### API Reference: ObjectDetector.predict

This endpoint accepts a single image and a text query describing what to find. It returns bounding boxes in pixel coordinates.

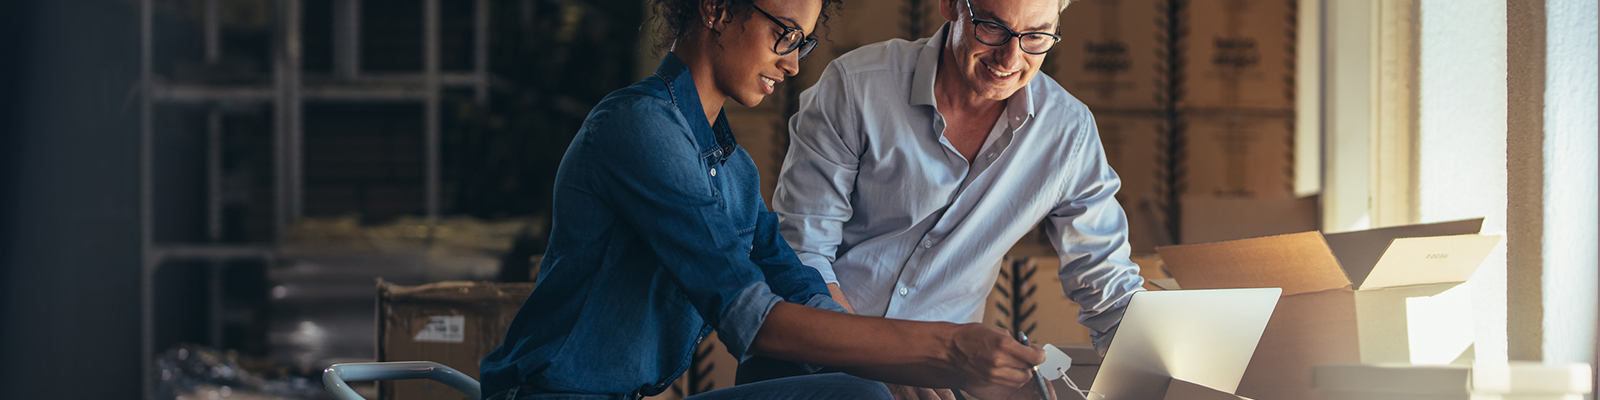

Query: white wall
[1417,0,1509,363]
[1539,0,1597,366]
[1322,0,1374,233]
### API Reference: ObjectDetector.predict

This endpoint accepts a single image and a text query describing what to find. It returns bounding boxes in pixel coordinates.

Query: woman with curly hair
[479,1,1047,399]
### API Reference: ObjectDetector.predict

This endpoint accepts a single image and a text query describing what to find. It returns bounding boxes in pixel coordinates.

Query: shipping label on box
[378,280,535,400]
[1050,0,1164,111]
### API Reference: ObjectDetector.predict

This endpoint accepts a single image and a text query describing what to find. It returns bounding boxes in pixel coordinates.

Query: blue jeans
[489,373,890,400]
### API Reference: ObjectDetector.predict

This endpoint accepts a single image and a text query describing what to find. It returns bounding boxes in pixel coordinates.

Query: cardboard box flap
[1157,232,1351,296]
[1324,218,1484,288]
[1356,234,1503,290]
[1165,378,1253,400]
[379,279,535,303]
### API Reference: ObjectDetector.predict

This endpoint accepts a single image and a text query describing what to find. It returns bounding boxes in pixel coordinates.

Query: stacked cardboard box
[983,255,1175,348]
[1156,218,1502,400]
[377,280,535,400]
[1048,0,1305,252]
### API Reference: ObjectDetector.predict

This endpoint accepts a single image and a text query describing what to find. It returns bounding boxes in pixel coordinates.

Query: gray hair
[1059,0,1072,12]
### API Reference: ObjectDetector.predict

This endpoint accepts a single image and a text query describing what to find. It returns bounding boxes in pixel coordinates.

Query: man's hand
[826,282,856,314]
[886,383,957,400]
[945,324,1046,390]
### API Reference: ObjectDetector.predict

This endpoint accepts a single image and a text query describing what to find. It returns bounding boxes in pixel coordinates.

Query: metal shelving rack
[138,0,492,398]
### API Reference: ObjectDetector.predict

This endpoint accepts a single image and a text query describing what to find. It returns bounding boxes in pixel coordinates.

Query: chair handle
[323,361,483,400]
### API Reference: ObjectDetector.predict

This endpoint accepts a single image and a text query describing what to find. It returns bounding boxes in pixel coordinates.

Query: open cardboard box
[1163,378,1257,400]
[1154,218,1500,400]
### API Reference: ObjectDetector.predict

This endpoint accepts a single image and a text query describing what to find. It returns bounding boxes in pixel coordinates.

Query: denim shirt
[479,53,842,399]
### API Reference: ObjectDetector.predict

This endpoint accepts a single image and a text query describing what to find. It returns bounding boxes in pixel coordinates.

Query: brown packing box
[1156,218,1500,400]
[1183,114,1296,199]
[1095,114,1165,253]
[378,280,535,400]
[1051,0,1164,111]
[984,256,1170,347]
[985,257,1092,345]
[1180,0,1296,110]
[1166,378,1257,400]
[1179,195,1318,245]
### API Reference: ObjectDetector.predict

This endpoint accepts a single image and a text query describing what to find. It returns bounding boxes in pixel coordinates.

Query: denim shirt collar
[654,52,737,165]
[911,23,1036,132]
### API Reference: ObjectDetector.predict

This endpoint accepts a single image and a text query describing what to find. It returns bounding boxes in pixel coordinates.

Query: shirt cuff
[795,253,838,283]
[717,281,786,363]
[802,293,847,313]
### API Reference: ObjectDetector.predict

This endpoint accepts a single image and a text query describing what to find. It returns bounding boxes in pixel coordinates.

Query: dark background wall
[0,0,145,398]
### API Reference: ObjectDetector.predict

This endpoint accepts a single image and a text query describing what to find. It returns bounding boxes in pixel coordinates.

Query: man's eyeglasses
[964,0,1061,54]
[752,5,819,59]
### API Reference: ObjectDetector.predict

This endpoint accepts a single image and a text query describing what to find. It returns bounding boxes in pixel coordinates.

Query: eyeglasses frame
[750,4,819,60]
[963,0,1061,55]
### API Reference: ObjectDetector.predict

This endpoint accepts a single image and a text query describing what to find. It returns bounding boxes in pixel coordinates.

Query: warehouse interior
[0,0,1595,399]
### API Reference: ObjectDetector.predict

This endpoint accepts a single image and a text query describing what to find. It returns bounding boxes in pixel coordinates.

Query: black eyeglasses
[964,0,1061,54]
[751,5,819,59]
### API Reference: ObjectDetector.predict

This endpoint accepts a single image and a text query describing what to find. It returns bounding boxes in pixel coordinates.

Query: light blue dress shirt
[772,24,1144,351]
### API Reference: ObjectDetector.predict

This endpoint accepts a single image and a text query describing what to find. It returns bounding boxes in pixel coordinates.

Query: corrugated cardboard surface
[1051,0,1164,111]
[1157,220,1503,399]
[983,256,1166,347]
[1323,218,1484,287]
[1181,0,1296,110]
[1178,195,1318,245]
[1239,289,1359,400]
[1158,231,1350,296]
[1166,378,1255,400]
[1354,282,1475,365]
[1158,234,1357,400]
[985,257,1095,345]
[1183,114,1296,198]
[1096,114,1166,253]
[377,280,534,400]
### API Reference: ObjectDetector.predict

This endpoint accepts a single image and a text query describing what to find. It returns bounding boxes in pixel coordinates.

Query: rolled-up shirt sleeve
[584,99,787,361]
[1044,113,1145,354]
[772,61,864,284]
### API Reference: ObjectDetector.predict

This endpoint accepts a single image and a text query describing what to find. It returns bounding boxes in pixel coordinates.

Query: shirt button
[709,168,717,177]
[921,238,934,248]
[899,287,909,296]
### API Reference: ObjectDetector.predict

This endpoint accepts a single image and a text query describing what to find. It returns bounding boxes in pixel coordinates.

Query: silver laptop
[1087,288,1281,400]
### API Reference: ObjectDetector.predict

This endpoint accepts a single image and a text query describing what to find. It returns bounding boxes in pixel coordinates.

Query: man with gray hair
[747,0,1145,398]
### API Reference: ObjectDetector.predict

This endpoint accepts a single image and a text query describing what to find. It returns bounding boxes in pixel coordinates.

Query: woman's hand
[944,324,1046,390]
